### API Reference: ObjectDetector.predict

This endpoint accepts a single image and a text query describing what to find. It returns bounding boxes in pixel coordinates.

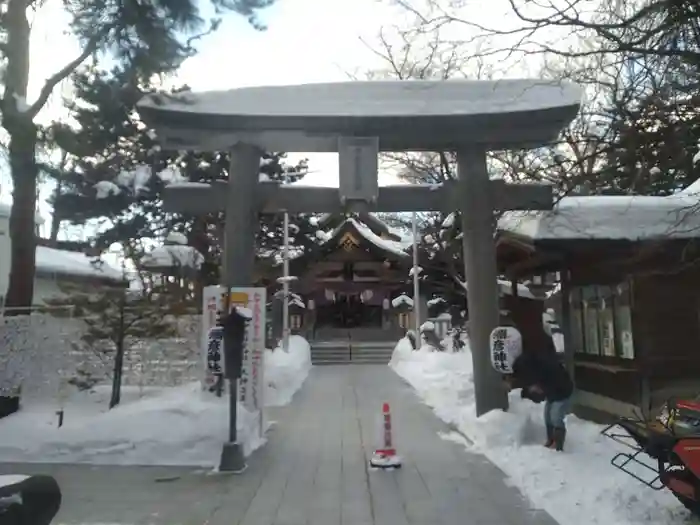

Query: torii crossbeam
[138,79,582,472]
[160,179,553,214]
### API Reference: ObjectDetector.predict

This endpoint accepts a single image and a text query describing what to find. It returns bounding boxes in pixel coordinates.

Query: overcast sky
[0,0,415,240]
[7,0,541,244]
[174,0,407,187]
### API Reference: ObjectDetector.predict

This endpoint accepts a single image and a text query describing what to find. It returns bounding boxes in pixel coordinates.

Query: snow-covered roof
[140,245,204,271]
[284,216,410,267]
[498,181,700,242]
[35,247,124,283]
[392,294,414,308]
[317,212,402,241]
[346,218,411,257]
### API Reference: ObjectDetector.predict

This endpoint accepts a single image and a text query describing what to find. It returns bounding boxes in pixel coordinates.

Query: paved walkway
[1,365,559,525]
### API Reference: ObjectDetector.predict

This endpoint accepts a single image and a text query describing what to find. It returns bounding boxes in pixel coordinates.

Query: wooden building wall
[632,270,700,405]
[563,252,700,417]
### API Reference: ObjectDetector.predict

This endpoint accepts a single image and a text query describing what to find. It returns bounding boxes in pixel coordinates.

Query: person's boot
[544,425,555,448]
[553,427,566,452]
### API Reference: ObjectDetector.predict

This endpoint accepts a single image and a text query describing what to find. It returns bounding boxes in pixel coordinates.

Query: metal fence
[0,306,203,401]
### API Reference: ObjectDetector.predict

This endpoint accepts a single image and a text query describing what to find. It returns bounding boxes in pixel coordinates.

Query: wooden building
[263,213,550,362]
[265,214,418,345]
[497,185,700,421]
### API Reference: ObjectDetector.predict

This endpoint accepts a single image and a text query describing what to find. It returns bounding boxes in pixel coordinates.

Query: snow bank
[265,335,312,407]
[0,336,313,467]
[389,338,689,525]
[0,383,264,467]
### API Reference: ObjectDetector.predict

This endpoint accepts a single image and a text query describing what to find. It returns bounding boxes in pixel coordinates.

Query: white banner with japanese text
[489,326,522,374]
[201,285,267,434]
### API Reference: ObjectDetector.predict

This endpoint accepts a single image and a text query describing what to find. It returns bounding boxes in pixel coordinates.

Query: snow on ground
[0,337,312,468]
[389,337,690,525]
[264,335,312,407]
[0,383,263,467]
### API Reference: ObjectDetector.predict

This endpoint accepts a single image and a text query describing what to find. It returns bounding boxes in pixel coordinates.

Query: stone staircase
[310,339,396,365]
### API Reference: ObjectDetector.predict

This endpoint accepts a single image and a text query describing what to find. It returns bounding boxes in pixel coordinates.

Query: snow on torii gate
[137,79,581,465]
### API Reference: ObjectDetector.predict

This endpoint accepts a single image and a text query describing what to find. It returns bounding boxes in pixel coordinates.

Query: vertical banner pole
[412,212,421,335]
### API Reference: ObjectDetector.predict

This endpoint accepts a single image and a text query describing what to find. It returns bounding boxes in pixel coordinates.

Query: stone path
[0,365,559,525]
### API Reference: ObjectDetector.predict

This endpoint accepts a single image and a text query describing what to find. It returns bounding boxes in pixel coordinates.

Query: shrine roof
[316,212,404,242]
[284,217,410,273]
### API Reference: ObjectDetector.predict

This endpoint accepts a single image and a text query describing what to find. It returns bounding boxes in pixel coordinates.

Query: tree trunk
[5,131,39,311]
[109,341,125,409]
[49,185,63,243]
[110,295,127,408]
[3,0,36,312]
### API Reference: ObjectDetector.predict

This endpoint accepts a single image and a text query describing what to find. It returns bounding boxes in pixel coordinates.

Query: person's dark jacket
[511,346,573,402]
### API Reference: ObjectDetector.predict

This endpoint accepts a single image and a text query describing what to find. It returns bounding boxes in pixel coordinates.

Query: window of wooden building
[568,283,635,359]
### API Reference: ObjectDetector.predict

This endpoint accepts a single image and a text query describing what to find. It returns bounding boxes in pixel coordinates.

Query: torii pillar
[138,80,582,471]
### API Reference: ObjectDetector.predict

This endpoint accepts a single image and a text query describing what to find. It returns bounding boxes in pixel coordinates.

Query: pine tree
[1,0,275,310]
[45,64,321,284]
[46,284,179,408]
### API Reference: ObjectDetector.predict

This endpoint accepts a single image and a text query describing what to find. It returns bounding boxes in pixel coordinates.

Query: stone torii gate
[137,79,581,469]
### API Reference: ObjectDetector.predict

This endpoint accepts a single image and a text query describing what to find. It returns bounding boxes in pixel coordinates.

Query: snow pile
[0,383,264,467]
[157,166,188,185]
[419,320,435,332]
[389,338,688,525]
[140,245,204,270]
[137,80,582,119]
[116,165,152,196]
[409,265,423,277]
[0,336,313,467]
[265,335,312,407]
[94,180,121,199]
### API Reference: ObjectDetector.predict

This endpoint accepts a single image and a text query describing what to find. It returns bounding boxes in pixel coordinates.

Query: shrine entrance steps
[310,328,400,365]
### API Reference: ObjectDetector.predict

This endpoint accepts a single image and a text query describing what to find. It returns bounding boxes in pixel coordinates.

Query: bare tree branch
[26,26,112,119]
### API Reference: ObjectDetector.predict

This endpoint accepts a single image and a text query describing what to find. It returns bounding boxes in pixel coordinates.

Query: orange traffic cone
[369,402,402,469]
